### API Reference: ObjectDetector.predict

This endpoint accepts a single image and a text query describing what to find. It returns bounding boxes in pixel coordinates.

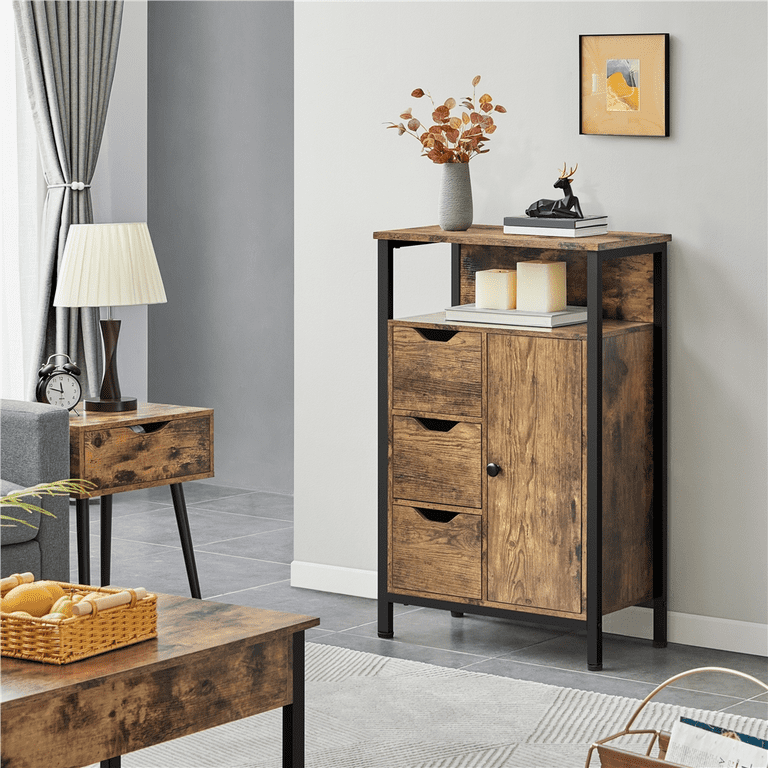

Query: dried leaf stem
[386,75,506,164]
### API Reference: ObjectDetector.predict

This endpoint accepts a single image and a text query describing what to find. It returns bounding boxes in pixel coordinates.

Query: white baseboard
[603,606,768,657]
[291,563,767,657]
[291,561,377,599]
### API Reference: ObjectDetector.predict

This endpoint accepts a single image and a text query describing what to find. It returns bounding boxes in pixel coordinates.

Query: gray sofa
[1,399,70,581]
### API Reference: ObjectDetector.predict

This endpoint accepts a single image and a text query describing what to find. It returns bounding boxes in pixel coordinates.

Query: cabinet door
[486,335,583,613]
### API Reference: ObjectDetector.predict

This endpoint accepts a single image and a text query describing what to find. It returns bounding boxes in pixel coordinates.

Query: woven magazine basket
[0,578,157,665]
[585,667,768,768]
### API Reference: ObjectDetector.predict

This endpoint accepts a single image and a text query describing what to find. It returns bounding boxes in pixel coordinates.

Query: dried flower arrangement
[387,75,506,164]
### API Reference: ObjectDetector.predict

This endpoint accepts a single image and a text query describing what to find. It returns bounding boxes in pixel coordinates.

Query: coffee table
[1,594,319,768]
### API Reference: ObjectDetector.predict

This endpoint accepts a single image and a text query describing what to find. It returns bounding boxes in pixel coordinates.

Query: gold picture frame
[580,34,669,137]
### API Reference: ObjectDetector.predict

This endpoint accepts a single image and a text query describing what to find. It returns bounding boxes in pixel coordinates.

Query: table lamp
[53,222,167,412]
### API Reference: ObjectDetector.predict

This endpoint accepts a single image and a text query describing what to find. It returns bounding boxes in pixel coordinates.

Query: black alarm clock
[36,354,82,410]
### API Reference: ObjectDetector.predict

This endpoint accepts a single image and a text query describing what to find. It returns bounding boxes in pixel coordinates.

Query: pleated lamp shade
[54,223,166,308]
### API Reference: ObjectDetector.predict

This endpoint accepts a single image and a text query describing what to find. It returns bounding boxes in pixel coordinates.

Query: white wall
[293,1,768,655]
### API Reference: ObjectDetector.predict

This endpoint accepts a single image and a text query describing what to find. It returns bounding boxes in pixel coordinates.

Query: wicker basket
[0,578,157,665]
[585,667,768,768]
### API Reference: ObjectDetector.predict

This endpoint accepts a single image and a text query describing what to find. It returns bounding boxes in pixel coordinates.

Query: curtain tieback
[47,181,91,191]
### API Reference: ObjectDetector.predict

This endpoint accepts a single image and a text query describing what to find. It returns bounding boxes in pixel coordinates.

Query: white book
[666,720,768,768]
[503,224,608,237]
[444,304,587,328]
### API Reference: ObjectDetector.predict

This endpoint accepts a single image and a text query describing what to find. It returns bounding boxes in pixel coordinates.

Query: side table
[69,403,214,597]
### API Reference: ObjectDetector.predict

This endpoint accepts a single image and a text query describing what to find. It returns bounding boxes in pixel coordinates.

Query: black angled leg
[169,483,202,598]
[76,498,91,585]
[283,631,306,767]
[100,757,120,767]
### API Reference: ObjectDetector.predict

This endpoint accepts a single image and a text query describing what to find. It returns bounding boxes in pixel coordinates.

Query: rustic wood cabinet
[375,226,670,669]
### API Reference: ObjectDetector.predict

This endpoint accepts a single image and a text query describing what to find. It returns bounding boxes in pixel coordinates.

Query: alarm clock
[36,354,82,410]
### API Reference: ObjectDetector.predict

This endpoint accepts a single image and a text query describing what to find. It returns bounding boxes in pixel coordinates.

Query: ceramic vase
[438,162,473,231]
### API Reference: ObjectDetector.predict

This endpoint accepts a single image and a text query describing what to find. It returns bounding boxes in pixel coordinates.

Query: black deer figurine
[526,163,584,219]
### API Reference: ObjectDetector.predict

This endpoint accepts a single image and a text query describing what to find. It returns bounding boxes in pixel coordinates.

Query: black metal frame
[282,630,307,768]
[76,483,202,598]
[578,33,670,138]
[377,236,668,670]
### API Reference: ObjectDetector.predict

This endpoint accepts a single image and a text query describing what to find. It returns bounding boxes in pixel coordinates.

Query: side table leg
[76,499,91,585]
[283,631,306,768]
[101,758,121,767]
[100,495,113,586]
[169,483,202,598]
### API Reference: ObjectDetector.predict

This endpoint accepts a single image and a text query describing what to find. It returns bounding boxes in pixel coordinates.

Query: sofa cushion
[1,479,41,545]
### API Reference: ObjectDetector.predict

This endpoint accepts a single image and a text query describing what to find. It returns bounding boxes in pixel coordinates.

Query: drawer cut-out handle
[415,508,459,524]
[129,421,170,434]
[414,417,458,432]
[415,328,459,343]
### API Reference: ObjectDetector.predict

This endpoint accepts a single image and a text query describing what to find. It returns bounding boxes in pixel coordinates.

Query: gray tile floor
[70,481,768,721]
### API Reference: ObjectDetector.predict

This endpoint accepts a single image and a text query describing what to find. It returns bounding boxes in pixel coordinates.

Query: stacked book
[503,214,608,237]
[444,304,587,328]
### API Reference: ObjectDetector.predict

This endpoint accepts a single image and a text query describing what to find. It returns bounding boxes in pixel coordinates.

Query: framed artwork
[579,34,669,137]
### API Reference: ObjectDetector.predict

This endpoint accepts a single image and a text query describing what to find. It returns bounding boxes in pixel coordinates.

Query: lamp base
[84,397,138,413]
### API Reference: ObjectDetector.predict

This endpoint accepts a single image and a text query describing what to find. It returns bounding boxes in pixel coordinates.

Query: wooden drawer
[391,416,481,508]
[390,504,481,599]
[72,414,213,495]
[391,326,482,417]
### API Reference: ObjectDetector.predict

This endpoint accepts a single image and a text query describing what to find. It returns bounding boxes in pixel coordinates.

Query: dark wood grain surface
[1,595,319,768]
[69,402,215,497]
[374,225,671,252]
[486,335,583,614]
[390,504,482,599]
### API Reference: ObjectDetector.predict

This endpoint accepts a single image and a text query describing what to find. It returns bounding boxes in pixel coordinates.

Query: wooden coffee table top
[2,593,319,700]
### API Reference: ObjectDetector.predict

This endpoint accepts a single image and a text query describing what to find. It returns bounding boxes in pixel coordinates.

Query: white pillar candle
[516,261,567,313]
[475,269,517,310]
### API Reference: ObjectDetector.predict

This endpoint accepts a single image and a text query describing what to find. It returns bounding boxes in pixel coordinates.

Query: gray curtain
[13,0,124,400]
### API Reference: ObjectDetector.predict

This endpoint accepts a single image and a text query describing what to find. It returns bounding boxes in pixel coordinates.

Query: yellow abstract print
[606,59,639,111]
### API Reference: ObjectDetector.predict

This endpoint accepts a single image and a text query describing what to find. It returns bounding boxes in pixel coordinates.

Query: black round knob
[486,463,501,477]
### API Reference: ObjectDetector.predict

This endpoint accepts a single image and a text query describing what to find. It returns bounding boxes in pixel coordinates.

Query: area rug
[103,643,766,768]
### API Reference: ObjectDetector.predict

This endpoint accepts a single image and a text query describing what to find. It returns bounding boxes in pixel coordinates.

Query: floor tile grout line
[197,528,294,546]
[207,579,292,600]
[193,548,292,566]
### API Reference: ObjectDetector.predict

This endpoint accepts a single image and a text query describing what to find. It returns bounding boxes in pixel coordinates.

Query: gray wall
[147,1,294,494]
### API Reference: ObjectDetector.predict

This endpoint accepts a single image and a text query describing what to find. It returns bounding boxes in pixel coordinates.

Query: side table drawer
[72,415,213,494]
[391,325,482,418]
[390,504,481,599]
[391,416,482,508]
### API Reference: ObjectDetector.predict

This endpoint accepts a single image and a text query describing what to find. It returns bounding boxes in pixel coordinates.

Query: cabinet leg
[378,600,394,638]
[170,483,202,599]
[653,597,668,648]
[76,499,90,585]
[587,617,603,671]
[451,611,464,618]
[100,495,113,586]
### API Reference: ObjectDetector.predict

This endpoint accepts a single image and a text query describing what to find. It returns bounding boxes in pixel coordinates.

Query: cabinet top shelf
[373,225,671,252]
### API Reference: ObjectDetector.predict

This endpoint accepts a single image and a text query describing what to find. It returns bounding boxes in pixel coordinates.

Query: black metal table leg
[586,254,604,671]
[100,495,113,586]
[100,758,121,767]
[169,483,202,598]
[377,239,394,639]
[653,245,669,648]
[378,600,394,639]
[76,498,91,584]
[282,631,306,768]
